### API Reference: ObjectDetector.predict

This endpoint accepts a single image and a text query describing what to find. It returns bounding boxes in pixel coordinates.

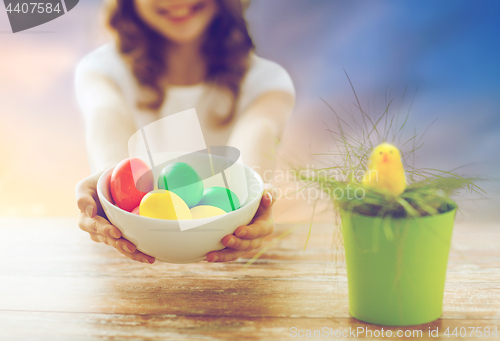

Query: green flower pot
[340,208,456,326]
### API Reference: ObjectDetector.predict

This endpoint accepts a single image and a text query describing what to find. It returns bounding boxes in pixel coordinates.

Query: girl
[75,0,295,264]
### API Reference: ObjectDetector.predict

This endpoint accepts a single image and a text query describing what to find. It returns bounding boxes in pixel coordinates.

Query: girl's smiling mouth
[157,1,207,23]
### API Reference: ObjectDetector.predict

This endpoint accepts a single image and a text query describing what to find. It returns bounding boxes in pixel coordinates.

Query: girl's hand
[205,184,278,262]
[75,172,155,264]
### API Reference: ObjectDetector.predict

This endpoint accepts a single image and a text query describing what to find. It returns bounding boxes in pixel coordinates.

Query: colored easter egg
[110,158,153,212]
[131,206,140,215]
[198,186,241,213]
[158,162,203,208]
[190,205,226,219]
[139,190,192,220]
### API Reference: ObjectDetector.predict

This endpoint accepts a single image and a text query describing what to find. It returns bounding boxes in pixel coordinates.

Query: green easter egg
[158,162,203,208]
[198,186,241,213]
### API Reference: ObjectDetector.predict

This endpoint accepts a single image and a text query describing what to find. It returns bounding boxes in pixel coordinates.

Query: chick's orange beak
[383,154,388,163]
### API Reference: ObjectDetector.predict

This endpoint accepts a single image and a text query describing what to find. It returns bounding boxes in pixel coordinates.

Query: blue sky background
[247,0,500,149]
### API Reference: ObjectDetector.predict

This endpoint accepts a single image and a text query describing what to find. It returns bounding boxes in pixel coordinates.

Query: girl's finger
[206,248,248,262]
[89,232,101,243]
[76,194,96,219]
[261,184,278,207]
[87,232,154,264]
[253,191,276,222]
[234,213,274,240]
[93,215,122,239]
[75,176,99,218]
[261,190,273,207]
[221,235,265,251]
[130,251,156,264]
[111,237,137,254]
[79,214,122,239]
[260,184,276,207]
[88,232,134,253]
[116,241,154,263]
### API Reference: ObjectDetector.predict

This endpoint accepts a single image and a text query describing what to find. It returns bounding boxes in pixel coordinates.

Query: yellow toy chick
[362,142,407,196]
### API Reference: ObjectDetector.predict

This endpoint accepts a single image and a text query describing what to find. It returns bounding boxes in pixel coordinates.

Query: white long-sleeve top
[75,43,295,172]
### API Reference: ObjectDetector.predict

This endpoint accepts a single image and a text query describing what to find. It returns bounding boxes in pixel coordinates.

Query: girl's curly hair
[106,0,254,125]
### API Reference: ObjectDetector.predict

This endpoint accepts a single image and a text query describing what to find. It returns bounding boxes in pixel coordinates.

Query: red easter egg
[131,206,140,215]
[110,158,153,212]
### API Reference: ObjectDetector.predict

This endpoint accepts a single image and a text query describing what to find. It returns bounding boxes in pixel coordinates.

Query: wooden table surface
[0,217,499,340]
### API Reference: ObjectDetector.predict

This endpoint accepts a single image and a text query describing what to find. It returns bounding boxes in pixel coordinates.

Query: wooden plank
[0,312,498,340]
[0,271,498,319]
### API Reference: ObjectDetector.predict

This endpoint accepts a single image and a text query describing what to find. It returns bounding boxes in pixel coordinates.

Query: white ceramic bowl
[96,154,264,263]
